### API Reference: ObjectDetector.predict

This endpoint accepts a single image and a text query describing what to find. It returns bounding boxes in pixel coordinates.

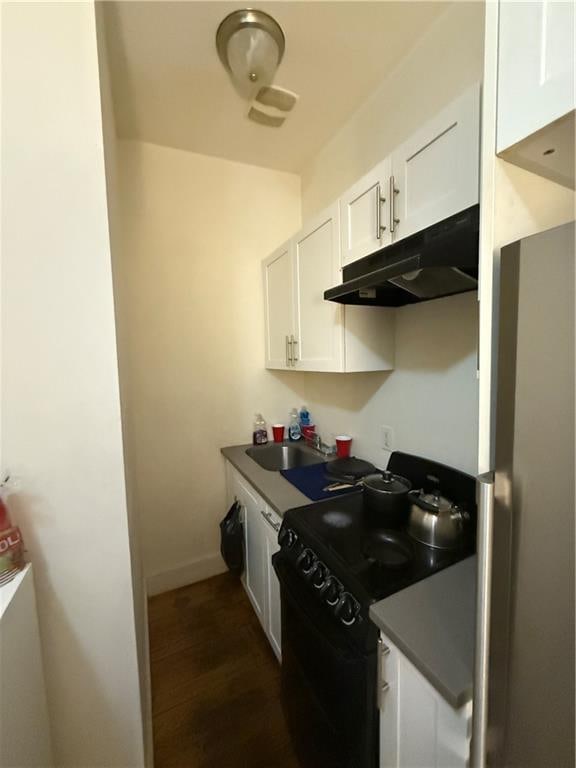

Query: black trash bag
[220,500,244,575]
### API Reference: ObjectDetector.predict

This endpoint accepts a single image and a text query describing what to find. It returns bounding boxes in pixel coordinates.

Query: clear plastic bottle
[288,408,302,441]
[253,413,268,445]
[299,405,311,427]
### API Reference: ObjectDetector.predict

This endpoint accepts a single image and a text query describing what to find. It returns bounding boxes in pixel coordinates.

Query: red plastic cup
[302,425,316,440]
[335,435,352,458]
[272,424,285,443]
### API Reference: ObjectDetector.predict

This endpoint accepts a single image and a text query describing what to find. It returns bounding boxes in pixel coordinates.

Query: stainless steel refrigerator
[473,221,575,767]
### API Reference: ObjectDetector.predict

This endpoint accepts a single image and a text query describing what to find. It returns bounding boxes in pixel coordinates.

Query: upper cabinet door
[339,157,392,267]
[263,242,294,369]
[391,84,480,242]
[293,203,344,372]
[498,0,575,153]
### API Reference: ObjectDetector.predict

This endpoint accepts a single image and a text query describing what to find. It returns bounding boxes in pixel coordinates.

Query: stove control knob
[335,593,361,626]
[278,527,297,549]
[320,576,342,606]
[296,548,315,575]
[311,562,328,589]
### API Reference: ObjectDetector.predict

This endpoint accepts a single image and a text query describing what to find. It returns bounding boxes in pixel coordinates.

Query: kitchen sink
[245,443,325,472]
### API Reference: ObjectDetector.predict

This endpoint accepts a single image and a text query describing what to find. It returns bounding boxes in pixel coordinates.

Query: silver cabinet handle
[377,637,391,710]
[379,681,390,709]
[291,335,298,364]
[260,508,281,532]
[376,183,387,240]
[285,334,291,367]
[389,176,400,233]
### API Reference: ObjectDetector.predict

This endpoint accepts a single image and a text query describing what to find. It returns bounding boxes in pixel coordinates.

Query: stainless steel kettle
[407,488,469,549]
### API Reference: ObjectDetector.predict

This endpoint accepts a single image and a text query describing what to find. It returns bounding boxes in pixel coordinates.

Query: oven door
[273,554,378,768]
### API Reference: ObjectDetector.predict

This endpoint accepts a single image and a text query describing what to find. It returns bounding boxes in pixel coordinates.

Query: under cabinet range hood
[325,205,480,307]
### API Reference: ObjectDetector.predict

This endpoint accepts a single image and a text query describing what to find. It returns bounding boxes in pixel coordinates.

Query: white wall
[95,6,153,766]
[274,293,479,474]
[1,3,145,766]
[289,1,486,475]
[116,140,302,593]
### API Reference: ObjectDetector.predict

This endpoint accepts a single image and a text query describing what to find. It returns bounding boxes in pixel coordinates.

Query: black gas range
[272,451,476,768]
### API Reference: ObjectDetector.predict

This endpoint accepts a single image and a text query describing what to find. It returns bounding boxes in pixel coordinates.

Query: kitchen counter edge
[369,556,476,709]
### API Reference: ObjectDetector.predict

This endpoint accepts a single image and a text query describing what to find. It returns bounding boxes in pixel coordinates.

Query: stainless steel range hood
[325,206,480,307]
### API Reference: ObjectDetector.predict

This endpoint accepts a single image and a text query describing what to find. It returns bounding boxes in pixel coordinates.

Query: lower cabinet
[242,479,267,623]
[263,515,281,658]
[379,632,471,768]
[226,462,282,660]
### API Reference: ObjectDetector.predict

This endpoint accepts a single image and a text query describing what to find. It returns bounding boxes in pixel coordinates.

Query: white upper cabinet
[263,242,294,370]
[293,203,344,372]
[340,157,392,267]
[497,0,575,153]
[391,84,480,242]
[262,203,395,374]
[497,0,575,188]
[262,85,480,374]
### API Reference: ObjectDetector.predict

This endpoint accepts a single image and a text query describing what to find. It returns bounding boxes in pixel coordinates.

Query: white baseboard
[146,553,227,596]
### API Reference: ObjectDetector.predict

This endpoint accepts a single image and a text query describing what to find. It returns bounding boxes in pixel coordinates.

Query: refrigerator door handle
[471,472,495,768]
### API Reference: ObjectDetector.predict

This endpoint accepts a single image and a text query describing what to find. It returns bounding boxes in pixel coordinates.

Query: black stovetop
[283,491,474,604]
[281,451,477,606]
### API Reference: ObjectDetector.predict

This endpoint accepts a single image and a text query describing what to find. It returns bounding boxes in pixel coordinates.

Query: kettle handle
[408,488,441,514]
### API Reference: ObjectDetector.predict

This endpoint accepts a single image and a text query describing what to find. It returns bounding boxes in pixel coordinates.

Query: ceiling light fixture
[216,8,298,128]
[216,9,285,97]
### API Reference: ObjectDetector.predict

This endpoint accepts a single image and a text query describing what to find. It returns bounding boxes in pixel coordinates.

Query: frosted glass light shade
[226,26,280,97]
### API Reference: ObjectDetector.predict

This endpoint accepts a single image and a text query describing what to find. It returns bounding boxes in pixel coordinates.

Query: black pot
[363,471,412,528]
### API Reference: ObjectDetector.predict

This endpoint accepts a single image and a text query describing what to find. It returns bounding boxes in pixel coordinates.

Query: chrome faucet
[310,433,336,456]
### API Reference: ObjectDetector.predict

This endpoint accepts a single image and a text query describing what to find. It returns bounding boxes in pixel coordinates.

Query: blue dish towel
[280,463,359,502]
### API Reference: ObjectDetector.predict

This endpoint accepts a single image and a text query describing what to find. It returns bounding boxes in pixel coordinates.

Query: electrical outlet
[381,425,395,451]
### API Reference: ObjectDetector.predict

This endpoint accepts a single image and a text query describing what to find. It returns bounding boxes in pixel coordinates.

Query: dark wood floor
[149,572,301,768]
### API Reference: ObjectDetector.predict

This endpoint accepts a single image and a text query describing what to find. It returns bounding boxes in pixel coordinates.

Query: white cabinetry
[498,0,575,151]
[263,84,480,374]
[0,565,53,768]
[293,203,344,371]
[240,477,267,623]
[497,0,575,188]
[263,512,282,659]
[340,158,392,266]
[338,84,480,257]
[379,633,471,768]
[263,203,395,373]
[263,242,294,370]
[227,463,282,660]
[391,84,480,241]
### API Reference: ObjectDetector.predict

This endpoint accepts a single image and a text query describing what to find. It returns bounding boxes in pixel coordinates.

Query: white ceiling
[103,1,450,173]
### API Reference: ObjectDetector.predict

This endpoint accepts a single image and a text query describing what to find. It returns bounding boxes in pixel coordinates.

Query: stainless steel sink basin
[245,443,325,472]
